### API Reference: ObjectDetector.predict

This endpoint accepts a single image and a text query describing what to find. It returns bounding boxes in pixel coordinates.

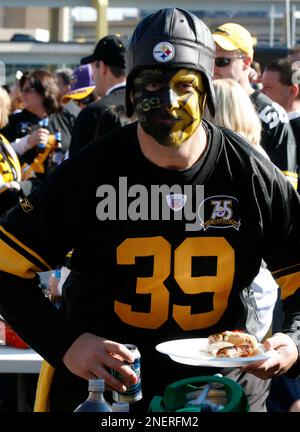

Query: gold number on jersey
[115,236,234,330]
[115,237,170,329]
[173,237,234,329]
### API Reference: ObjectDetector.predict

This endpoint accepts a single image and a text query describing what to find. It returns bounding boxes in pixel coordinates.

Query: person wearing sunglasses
[212,23,298,190]
[215,54,244,71]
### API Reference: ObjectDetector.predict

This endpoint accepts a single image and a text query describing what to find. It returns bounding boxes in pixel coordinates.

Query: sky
[71,7,138,22]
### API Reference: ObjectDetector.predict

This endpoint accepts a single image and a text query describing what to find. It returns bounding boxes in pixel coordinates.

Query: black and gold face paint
[132,68,207,147]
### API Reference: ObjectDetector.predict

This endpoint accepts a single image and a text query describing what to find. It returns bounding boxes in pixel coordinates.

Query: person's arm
[257,99,298,189]
[244,168,300,378]
[269,172,300,371]
[250,91,298,189]
[0,272,83,367]
[265,120,298,189]
[0,157,86,365]
[62,334,137,391]
[10,129,50,163]
[0,145,137,389]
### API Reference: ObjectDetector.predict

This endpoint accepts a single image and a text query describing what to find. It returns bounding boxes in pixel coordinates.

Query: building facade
[0,1,300,84]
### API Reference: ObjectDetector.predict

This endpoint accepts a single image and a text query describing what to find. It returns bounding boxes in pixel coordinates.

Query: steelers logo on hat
[153,42,175,63]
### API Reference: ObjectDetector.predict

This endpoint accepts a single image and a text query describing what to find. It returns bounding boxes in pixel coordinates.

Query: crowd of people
[0,7,299,413]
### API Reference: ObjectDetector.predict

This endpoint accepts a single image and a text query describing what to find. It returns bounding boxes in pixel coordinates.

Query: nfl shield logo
[166,194,187,212]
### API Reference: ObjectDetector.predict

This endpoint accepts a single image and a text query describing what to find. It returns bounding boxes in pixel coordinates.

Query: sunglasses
[215,56,243,67]
[21,87,36,94]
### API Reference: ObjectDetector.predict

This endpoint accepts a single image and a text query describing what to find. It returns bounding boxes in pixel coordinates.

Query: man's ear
[291,83,299,98]
[243,55,253,69]
[100,61,107,76]
[130,88,136,104]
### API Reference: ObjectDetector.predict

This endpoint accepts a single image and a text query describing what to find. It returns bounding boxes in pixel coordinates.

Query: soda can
[112,343,142,403]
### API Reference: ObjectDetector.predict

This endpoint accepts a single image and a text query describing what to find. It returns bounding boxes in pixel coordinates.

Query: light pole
[92,0,108,40]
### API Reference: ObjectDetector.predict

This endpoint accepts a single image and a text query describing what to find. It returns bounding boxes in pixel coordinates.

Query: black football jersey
[250,91,298,188]
[0,120,300,407]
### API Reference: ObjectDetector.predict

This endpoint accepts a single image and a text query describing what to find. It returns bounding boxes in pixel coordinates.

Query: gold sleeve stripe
[281,170,298,178]
[0,184,9,193]
[0,226,51,272]
[272,262,300,278]
[275,270,300,300]
[281,171,298,190]
[0,239,44,278]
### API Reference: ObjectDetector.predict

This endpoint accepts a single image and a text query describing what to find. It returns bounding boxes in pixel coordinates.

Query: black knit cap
[125,8,216,117]
[81,34,126,68]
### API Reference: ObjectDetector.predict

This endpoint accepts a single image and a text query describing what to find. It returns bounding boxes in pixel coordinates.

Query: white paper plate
[155,338,274,367]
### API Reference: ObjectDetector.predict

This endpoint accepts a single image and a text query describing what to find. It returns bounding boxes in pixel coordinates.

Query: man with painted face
[131,68,207,147]
[0,8,299,413]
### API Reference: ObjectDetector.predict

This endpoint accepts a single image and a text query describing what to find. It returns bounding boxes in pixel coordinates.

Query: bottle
[54,267,61,280]
[18,121,31,137]
[21,162,35,180]
[74,378,112,412]
[51,131,64,167]
[47,267,62,308]
[37,117,49,151]
[112,402,130,412]
[112,343,142,403]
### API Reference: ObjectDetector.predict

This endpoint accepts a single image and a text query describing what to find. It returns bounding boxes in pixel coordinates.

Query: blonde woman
[205,78,269,157]
[205,77,277,343]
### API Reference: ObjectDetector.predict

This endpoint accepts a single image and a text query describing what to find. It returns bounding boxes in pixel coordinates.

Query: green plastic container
[149,375,250,412]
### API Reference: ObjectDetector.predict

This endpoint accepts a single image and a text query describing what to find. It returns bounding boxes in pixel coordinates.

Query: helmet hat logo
[153,42,175,63]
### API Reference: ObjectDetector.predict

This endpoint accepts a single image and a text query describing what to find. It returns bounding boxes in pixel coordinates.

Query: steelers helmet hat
[125,8,216,117]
